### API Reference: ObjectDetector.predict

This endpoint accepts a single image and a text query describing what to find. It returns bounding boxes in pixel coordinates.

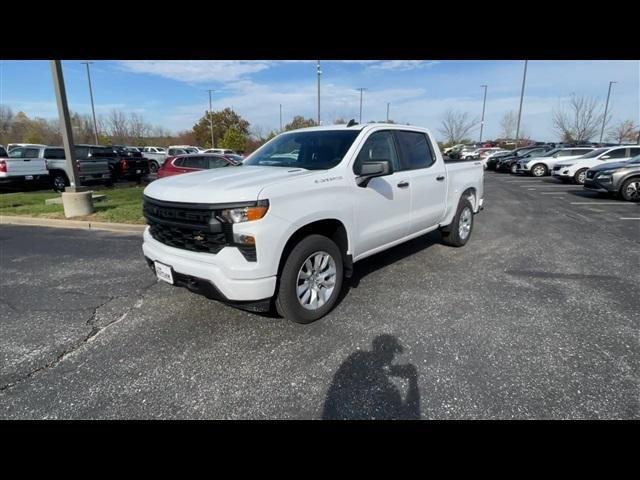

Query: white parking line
[519,184,582,188]
[619,217,640,220]
[541,192,567,194]
[570,202,637,205]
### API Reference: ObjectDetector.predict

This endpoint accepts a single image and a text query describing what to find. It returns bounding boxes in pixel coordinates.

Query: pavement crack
[0,279,158,392]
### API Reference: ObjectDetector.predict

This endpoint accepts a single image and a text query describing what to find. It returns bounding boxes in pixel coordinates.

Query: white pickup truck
[142,123,484,323]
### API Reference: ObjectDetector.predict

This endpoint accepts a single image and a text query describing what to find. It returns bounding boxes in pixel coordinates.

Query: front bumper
[142,228,277,302]
[583,178,615,193]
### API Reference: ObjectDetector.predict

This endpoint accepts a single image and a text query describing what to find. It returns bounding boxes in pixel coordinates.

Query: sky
[1,60,638,142]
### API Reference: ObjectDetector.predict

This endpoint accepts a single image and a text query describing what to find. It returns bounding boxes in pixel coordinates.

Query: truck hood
[143,165,317,204]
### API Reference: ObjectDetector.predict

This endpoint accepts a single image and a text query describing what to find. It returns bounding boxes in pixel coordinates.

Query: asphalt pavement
[0,172,638,419]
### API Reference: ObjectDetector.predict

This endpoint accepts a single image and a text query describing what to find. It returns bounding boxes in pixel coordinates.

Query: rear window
[90,147,116,157]
[208,156,230,168]
[44,148,65,159]
[0,147,7,157]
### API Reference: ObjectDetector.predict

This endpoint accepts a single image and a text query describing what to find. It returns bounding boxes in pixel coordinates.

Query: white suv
[516,147,595,176]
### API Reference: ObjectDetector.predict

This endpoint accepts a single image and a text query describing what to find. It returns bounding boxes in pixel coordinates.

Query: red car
[157,153,238,179]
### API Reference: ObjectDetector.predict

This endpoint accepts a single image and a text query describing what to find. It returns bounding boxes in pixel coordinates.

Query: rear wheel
[574,168,588,185]
[275,235,344,324]
[441,198,474,247]
[620,178,640,202]
[148,161,159,173]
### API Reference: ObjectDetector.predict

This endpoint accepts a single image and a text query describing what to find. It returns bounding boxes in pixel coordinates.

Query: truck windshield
[244,130,360,170]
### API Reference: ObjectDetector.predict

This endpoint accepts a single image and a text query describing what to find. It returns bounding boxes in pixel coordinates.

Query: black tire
[51,172,68,193]
[441,198,474,247]
[574,168,588,185]
[149,161,159,173]
[275,234,344,324]
[510,163,518,174]
[620,177,640,202]
[530,163,548,177]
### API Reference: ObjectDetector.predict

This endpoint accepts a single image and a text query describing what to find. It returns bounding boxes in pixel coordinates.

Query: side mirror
[356,159,393,187]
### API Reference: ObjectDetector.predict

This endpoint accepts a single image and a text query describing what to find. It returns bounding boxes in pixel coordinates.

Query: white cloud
[369,61,440,71]
[117,61,272,83]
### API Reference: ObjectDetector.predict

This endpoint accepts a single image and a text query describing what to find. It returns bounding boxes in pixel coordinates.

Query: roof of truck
[288,122,424,133]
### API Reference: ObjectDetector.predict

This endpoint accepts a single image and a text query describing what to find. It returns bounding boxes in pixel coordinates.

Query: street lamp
[280,104,283,132]
[599,81,617,143]
[479,85,488,143]
[81,61,99,144]
[207,89,215,148]
[514,60,528,147]
[386,102,390,122]
[356,88,367,123]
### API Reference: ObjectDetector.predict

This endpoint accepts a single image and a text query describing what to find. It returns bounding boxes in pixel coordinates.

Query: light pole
[81,61,99,144]
[207,89,215,148]
[599,81,617,143]
[316,61,321,125]
[386,102,390,122]
[479,84,488,143]
[279,104,283,132]
[514,60,528,148]
[357,88,367,123]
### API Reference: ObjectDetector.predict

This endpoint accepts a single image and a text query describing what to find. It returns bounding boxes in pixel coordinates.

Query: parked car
[515,147,595,177]
[0,145,50,189]
[485,150,514,170]
[109,145,151,181]
[142,146,167,173]
[495,146,554,173]
[204,148,237,155]
[223,153,244,164]
[167,145,200,156]
[156,153,238,179]
[551,146,640,184]
[142,123,484,323]
[584,155,640,201]
[443,144,465,156]
[26,145,111,192]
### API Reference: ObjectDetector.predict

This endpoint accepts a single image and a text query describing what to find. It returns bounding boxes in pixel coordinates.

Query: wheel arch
[276,218,352,279]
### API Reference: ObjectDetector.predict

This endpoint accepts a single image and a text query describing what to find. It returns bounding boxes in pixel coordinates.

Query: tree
[219,127,247,152]
[552,94,608,143]
[499,110,518,139]
[192,107,250,148]
[438,109,479,144]
[284,116,317,131]
[0,105,14,144]
[106,109,129,144]
[607,119,639,145]
[334,117,347,125]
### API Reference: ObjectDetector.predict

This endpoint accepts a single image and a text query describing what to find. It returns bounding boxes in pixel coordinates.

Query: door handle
[397,181,410,188]
[436,175,445,181]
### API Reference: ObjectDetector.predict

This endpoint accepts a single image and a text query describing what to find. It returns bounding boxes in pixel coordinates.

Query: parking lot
[0,171,638,419]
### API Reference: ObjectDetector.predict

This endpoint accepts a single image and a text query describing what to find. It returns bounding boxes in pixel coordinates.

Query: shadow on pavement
[322,334,421,420]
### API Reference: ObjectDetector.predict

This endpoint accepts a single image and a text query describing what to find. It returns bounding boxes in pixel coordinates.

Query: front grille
[143,196,256,261]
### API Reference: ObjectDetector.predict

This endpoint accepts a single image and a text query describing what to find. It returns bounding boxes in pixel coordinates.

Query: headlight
[220,200,269,223]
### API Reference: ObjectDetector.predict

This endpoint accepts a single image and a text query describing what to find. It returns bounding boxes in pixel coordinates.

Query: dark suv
[584,154,640,201]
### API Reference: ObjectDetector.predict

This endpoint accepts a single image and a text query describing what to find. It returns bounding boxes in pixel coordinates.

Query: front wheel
[510,163,518,174]
[51,173,68,193]
[441,198,474,247]
[148,161,159,174]
[275,234,344,324]
[574,168,588,185]
[531,163,548,177]
[620,177,640,202]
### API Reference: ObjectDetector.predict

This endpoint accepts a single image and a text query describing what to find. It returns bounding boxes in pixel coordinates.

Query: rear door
[394,130,447,235]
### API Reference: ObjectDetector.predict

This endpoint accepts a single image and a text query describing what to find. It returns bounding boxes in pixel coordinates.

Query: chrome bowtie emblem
[193,234,205,241]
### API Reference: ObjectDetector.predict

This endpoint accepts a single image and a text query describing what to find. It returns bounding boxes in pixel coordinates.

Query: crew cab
[515,147,595,176]
[551,146,640,184]
[142,123,484,323]
[0,145,51,189]
[142,146,167,173]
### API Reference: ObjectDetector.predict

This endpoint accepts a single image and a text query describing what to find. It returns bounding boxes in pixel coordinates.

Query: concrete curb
[0,215,145,234]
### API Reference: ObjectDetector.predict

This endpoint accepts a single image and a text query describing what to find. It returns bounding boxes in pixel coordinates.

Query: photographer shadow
[322,335,421,420]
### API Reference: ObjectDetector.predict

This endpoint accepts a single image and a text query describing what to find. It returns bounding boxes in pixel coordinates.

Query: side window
[24,148,40,158]
[208,156,229,168]
[395,131,434,170]
[44,148,65,159]
[353,131,400,174]
[628,148,640,157]
[173,158,183,167]
[75,147,89,159]
[181,156,206,169]
[606,148,627,159]
[8,148,26,158]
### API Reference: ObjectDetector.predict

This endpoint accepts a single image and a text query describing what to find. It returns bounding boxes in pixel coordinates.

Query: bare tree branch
[438,109,479,144]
